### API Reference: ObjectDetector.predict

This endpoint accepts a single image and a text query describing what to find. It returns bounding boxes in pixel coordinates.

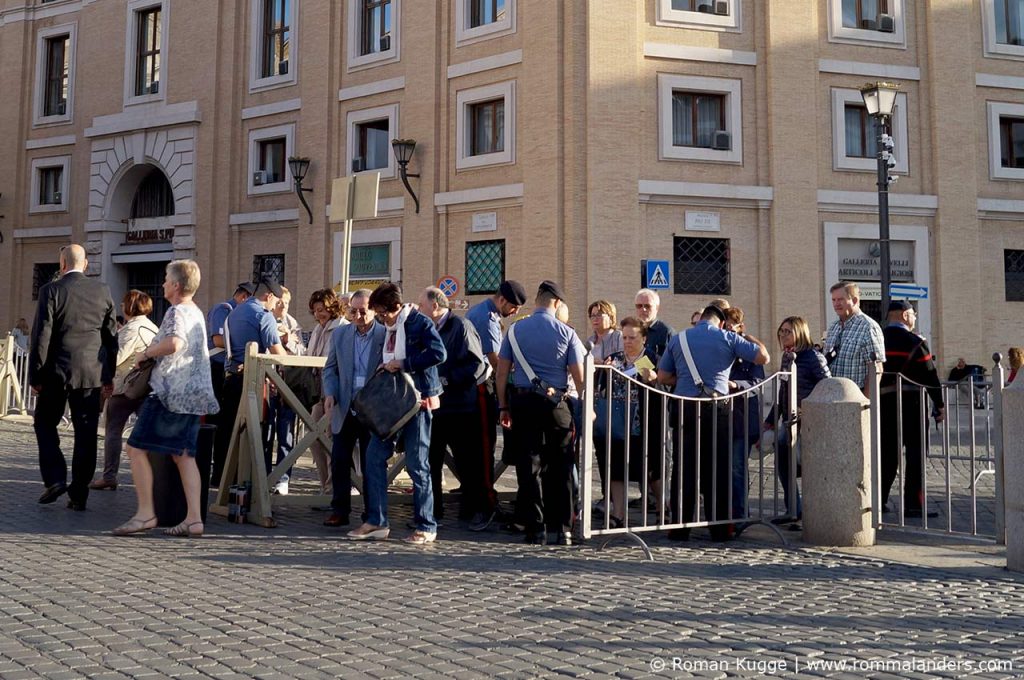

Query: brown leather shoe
[88,479,118,491]
[323,513,349,527]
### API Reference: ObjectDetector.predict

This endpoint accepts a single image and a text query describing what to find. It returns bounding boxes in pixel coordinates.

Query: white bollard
[801,377,876,547]
[1003,380,1024,572]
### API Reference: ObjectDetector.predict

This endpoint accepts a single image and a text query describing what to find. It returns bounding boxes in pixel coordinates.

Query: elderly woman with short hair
[307,288,347,493]
[113,260,219,537]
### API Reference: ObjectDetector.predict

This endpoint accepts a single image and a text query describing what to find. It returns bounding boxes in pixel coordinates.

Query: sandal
[164,521,204,538]
[112,517,157,536]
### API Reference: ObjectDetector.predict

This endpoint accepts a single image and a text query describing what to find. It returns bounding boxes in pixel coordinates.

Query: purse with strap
[119,358,155,400]
[352,368,422,441]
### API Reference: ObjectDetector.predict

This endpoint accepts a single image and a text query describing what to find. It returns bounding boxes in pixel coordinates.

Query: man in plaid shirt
[823,281,885,397]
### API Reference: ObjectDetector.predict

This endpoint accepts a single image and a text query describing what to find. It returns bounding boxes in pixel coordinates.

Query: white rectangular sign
[471,212,497,233]
[685,211,720,232]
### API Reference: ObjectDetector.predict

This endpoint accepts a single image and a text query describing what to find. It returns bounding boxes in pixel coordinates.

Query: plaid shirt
[824,311,885,389]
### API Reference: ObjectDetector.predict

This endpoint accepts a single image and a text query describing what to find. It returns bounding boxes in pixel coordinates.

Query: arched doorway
[121,166,175,324]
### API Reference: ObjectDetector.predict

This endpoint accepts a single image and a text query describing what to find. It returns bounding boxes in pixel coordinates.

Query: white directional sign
[890,283,928,300]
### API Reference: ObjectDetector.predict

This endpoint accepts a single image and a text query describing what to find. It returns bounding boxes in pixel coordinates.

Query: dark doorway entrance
[126,261,170,326]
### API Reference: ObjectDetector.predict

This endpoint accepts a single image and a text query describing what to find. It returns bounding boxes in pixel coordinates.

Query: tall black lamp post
[288,156,313,224]
[859,81,900,314]
[391,139,420,214]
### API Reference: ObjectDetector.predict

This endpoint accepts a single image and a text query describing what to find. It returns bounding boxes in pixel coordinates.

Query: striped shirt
[824,311,885,390]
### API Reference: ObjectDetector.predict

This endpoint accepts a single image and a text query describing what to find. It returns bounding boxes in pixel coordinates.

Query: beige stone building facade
[1,0,1022,370]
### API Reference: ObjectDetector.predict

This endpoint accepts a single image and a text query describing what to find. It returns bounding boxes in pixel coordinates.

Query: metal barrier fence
[1,334,33,417]
[580,355,798,558]
[869,355,1005,542]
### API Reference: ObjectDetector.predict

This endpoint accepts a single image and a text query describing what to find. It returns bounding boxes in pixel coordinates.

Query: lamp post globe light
[859,81,900,315]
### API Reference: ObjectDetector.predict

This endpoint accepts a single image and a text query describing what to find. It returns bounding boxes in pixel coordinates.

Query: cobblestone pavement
[2,419,1024,679]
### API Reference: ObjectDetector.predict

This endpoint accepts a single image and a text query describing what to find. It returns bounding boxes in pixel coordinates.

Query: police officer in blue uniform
[496,280,585,545]
[657,304,769,541]
[211,276,287,486]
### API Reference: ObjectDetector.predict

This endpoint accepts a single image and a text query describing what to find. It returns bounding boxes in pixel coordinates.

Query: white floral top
[150,303,220,415]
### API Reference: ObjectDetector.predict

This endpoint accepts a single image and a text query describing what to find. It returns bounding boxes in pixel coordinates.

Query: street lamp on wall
[288,156,314,224]
[391,138,420,214]
[859,81,900,315]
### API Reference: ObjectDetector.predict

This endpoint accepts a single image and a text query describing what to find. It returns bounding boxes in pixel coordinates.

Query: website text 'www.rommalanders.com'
[647,654,1014,675]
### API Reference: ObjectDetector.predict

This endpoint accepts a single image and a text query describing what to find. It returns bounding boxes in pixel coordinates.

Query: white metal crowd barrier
[580,355,798,559]
[1,335,32,417]
[869,356,1005,542]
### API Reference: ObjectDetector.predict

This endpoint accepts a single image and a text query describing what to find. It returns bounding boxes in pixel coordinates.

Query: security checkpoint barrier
[0,334,29,417]
[580,355,798,559]
[868,355,1005,542]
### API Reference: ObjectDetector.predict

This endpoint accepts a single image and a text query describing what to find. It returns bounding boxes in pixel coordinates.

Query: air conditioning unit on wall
[253,170,268,186]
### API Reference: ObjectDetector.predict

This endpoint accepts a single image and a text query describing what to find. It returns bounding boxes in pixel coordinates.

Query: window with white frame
[828,0,905,47]
[248,123,294,194]
[33,24,76,125]
[124,0,168,105]
[983,0,1024,59]
[346,104,398,177]
[658,74,742,164]
[656,0,740,31]
[987,102,1024,180]
[831,88,909,174]
[250,0,297,91]
[347,0,400,71]
[455,0,515,45]
[456,81,515,170]
[29,156,70,214]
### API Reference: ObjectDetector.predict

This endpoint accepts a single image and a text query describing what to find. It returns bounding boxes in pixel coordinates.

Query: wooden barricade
[0,334,26,417]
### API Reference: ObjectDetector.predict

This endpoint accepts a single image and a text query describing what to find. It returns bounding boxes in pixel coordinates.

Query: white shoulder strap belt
[678,331,707,394]
[507,324,538,383]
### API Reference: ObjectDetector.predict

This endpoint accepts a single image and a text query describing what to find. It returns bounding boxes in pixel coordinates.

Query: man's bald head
[60,244,87,273]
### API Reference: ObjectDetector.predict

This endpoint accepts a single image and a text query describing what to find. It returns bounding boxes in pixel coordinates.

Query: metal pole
[876,116,892,315]
[340,179,358,294]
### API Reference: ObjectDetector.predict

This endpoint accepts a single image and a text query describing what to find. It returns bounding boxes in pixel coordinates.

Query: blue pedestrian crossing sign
[643,260,670,290]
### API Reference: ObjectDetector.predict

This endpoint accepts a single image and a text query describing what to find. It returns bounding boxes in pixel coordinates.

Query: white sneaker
[273,475,289,496]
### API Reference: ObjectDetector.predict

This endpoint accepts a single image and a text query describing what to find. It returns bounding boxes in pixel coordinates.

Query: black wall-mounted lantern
[288,156,313,224]
[391,139,420,214]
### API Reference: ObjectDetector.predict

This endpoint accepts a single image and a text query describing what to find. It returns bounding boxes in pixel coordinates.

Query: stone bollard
[1004,380,1024,572]
[801,377,875,547]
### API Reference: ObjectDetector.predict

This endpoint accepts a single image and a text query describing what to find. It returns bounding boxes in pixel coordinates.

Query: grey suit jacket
[28,271,118,389]
[322,321,385,435]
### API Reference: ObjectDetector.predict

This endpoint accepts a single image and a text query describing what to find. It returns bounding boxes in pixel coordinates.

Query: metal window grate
[1006,249,1024,302]
[32,263,60,300]
[253,254,286,285]
[673,236,730,295]
[465,240,505,295]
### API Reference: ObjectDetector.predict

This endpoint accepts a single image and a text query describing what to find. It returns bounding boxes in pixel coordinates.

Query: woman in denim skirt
[112,260,219,538]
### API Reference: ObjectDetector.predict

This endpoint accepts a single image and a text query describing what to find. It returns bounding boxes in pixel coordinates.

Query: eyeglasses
[635,303,653,310]
[589,313,608,319]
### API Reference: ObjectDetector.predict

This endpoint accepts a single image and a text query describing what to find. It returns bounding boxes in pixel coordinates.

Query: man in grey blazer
[322,288,385,527]
[29,244,118,510]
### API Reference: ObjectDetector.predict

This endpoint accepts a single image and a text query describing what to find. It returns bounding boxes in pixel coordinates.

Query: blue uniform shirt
[207,299,236,365]
[498,307,585,390]
[659,321,760,397]
[225,297,281,372]
[466,297,501,356]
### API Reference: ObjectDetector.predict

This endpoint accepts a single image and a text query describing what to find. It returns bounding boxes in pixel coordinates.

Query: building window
[347,0,399,70]
[470,99,504,156]
[456,81,515,170]
[465,240,505,295]
[350,243,391,280]
[988,102,1024,180]
[658,74,742,164]
[1006,250,1024,301]
[832,88,909,174]
[124,1,167,104]
[828,0,904,47]
[34,24,76,125]
[248,123,294,194]
[29,156,70,214]
[674,237,730,295]
[130,168,175,219]
[995,0,1024,45]
[253,254,286,285]
[1000,117,1024,168]
[43,35,69,117]
[455,0,515,44]
[32,263,61,300]
[346,104,398,177]
[261,0,290,78]
[656,0,739,31]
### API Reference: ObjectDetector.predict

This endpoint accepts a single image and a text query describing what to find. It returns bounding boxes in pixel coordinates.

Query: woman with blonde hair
[113,260,219,537]
[587,300,623,362]
[1008,347,1023,385]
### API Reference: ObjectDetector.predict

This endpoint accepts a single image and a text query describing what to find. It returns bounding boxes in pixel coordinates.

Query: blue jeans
[262,395,295,475]
[364,409,435,532]
[776,424,802,519]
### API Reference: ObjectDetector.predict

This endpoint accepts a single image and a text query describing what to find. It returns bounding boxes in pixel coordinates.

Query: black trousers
[881,393,926,510]
[330,414,370,520]
[670,400,731,536]
[429,407,488,520]
[212,371,244,487]
[511,392,574,535]
[34,382,101,504]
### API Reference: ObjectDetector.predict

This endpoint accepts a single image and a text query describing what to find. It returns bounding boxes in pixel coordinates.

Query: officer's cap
[537,280,567,302]
[235,282,256,297]
[256,276,284,299]
[887,300,913,313]
[498,280,528,306]
[702,304,727,323]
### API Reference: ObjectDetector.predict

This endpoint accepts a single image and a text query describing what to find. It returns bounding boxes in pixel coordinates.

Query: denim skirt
[126,395,200,457]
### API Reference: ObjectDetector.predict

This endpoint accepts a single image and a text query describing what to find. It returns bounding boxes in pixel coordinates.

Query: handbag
[119,358,155,400]
[352,368,422,441]
[280,365,321,411]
